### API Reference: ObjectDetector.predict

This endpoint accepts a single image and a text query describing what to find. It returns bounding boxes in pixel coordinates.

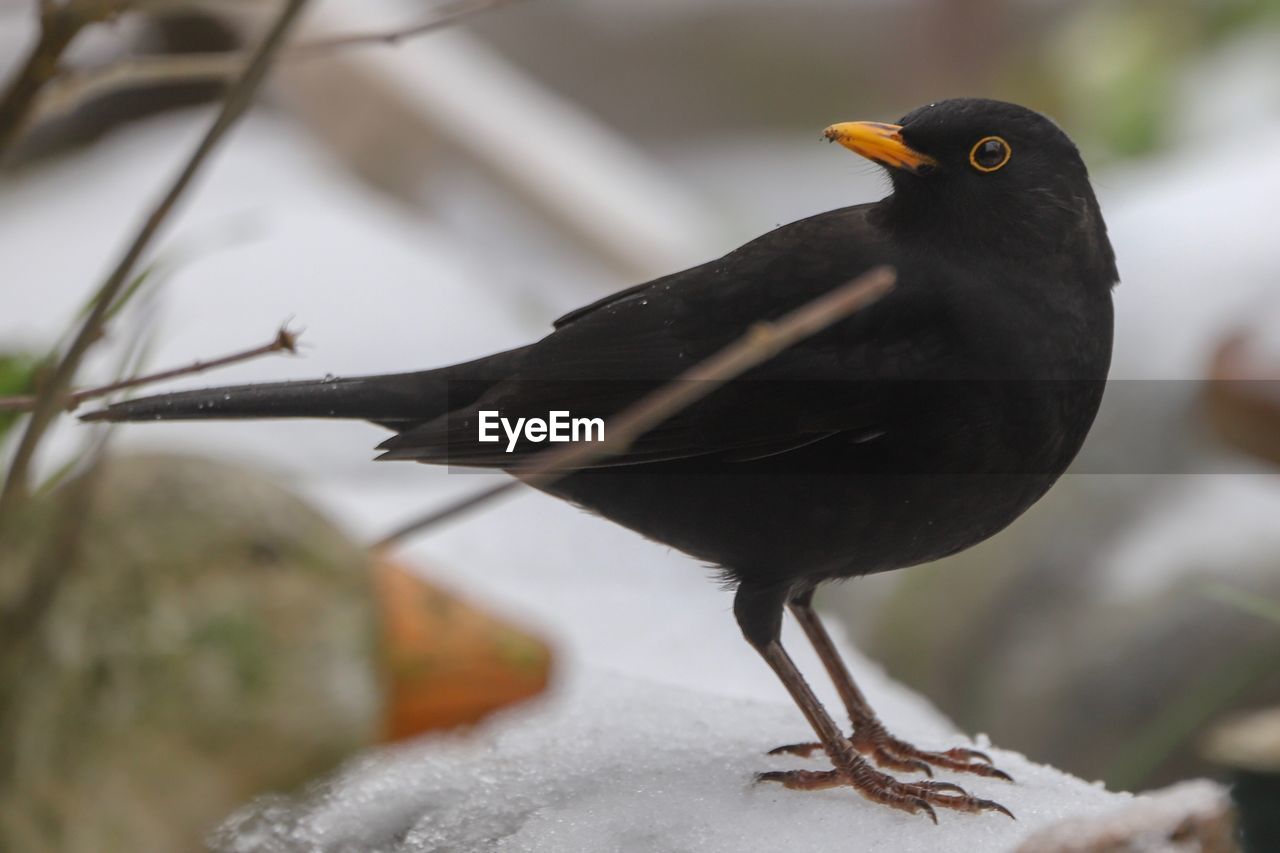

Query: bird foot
[757,760,1015,823]
[769,726,1012,781]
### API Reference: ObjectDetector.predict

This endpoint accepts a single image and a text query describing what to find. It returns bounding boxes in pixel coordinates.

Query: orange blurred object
[374,557,553,741]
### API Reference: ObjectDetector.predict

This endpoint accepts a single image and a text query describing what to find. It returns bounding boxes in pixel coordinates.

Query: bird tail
[80,346,532,428]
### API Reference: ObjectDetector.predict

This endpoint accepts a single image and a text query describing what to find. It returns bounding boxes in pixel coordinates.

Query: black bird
[85,98,1117,821]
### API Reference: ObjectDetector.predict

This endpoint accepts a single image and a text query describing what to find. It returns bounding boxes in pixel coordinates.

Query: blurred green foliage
[1044,0,1280,160]
[0,354,39,441]
[1201,0,1280,39]
[1205,582,1280,627]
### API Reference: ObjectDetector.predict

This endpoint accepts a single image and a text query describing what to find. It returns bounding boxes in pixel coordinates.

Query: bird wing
[376,205,956,467]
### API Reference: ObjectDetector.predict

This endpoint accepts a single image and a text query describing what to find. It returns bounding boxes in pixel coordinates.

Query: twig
[372,266,897,549]
[0,325,299,414]
[294,0,519,54]
[0,4,90,156]
[30,0,521,128]
[33,53,242,125]
[0,0,135,157]
[0,0,311,517]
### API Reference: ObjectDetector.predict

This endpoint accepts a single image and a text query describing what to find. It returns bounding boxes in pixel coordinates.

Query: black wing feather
[376,205,957,468]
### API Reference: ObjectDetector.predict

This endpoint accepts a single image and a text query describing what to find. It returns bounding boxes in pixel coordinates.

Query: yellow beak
[823,121,937,174]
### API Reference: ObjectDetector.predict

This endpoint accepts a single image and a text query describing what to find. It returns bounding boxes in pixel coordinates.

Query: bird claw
[950,747,995,765]
[869,746,935,777]
[770,733,1013,781]
[767,741,822,758]
[856,732,1015,781]
[915,780,967,796]
[757,763,1013,822]
[987,800,1017,820]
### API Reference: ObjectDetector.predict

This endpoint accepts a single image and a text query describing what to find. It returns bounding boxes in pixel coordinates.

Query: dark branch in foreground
[0,325,300,414]
[0,0,312,517]
[30,0,523,129]
[0,1,111,158]
[372,266,897,549]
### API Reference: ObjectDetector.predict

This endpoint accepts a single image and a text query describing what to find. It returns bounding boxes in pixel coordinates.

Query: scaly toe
[866,745,934,777]
[944,747,994,765]
[754,751,1011,821]
[877,738,1014,782]
[755,768,844,790]
[899,782,1016,819]
[932,759,1013,782]
[914,780,967,796]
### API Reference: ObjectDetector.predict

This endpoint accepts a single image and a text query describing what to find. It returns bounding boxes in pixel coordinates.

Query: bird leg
[767,588,1012,782]
[735,584,1013,821]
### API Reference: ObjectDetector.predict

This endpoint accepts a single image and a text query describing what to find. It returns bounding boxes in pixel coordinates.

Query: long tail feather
[80,344,534,429]
[80,371,443,424]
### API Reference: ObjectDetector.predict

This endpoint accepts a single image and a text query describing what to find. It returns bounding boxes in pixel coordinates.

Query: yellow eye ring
[969,136,1011,172]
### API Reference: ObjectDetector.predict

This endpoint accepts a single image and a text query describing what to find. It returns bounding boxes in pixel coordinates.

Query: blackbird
[85,98,1117,821]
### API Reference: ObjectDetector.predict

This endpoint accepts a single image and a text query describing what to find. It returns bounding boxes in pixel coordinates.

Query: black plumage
[85,98,1117,820]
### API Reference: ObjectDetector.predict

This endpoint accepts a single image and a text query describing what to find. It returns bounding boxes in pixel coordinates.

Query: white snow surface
[211,671,1123,853]
[215,468,1136,853]
[1,96,1265,849]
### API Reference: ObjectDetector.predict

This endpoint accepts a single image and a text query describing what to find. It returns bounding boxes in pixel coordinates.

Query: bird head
[825,98,1117,284]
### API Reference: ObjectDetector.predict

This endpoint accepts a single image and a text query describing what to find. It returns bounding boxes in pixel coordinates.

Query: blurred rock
[1014,780,1235,853]
[0,453,550,853]
[1204,706,1280,853]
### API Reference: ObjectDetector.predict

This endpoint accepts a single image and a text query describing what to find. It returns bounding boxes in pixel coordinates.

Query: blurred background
[2,0,1279,850]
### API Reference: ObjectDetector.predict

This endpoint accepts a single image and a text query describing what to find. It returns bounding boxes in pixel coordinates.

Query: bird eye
[969,136,1011,172]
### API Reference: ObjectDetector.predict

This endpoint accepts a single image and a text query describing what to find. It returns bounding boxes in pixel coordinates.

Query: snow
[208,472,1147,852]
[210,671,1129,853]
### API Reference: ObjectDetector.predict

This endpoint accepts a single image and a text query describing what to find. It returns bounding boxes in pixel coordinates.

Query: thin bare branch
[0,324,300,414]
[372,266,897,549]
[30,0,521,128]
[0,0,137,157]
[294,0,520,54]
[0,0,312,517]
[0,6,86,156]
[33,52,240,125]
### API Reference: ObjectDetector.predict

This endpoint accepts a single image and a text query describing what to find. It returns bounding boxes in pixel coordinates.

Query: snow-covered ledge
[211,640,1229,852]
[183,470,1230,853]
